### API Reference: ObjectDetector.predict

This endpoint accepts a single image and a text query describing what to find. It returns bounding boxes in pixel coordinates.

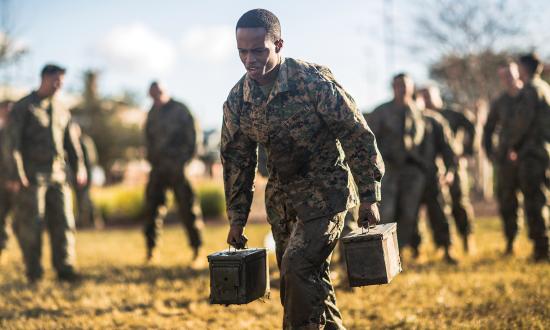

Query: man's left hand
[358,202,380,228]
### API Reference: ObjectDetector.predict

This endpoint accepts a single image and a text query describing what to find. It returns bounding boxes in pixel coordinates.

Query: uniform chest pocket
[281,106,323,147]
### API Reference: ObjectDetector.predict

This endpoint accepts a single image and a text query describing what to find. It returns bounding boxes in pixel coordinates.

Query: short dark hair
[519,53,542,76]
[236,9,281,41]
[41,64,66,77]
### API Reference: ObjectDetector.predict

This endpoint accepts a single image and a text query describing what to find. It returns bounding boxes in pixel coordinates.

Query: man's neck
[394,97,412,107]
[153,97,170,109]
[255,56,281,86]
[507,82,523,97]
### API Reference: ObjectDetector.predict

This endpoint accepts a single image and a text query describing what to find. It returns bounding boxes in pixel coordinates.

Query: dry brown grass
[0,217,548,329]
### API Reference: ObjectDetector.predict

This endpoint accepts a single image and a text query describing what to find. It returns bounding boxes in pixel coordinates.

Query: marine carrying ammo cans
[341,222,402,287]
[207,248,269,305]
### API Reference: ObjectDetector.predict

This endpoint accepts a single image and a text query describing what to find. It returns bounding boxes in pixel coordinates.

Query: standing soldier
[411,92,458,263]
[0,100,15,262]
[483,62,524,255]
[485,55,549,261]
[222,9,384,329]
[143,81,203,264]
[366,73,425,250]
[68,122,102,228]
[421,86,476,252]
[4,64,87,282]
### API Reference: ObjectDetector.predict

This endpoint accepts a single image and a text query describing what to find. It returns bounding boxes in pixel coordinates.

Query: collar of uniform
[243,57,290,105]
[30,91,53,109]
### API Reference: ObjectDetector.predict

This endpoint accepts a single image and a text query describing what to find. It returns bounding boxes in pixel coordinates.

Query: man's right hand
[226,225,248,249]
[6,178,28,193]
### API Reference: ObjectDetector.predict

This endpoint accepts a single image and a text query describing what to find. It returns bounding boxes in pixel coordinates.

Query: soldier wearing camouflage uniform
[223,9,384,329]
[0,100,15,261]
[421,86,476,252]
[484,55,549,261]
[4,64,87,282]
[366,73,425,250]
[144,81,203,263]
[410,92,458,263]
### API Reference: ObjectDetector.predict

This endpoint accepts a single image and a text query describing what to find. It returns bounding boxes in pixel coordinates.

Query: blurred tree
[411,0,547,199]
[0,0,28,98]
[72,70,144,179]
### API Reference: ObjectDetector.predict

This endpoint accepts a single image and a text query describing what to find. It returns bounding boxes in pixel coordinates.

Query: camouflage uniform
[4,91,85,280]
[411,110,457,250]
[366,100,425,248]
[0,127,15,252]
[144,99,203,253]
[221,58,383,329]
[438,108,476,239]
[484,78,550,256]
[68,124,99,227]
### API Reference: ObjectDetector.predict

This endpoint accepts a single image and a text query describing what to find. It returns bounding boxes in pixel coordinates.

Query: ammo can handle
[361,223,376,234]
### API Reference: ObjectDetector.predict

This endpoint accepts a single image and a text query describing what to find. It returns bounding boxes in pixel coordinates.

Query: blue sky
[4,0,549,129]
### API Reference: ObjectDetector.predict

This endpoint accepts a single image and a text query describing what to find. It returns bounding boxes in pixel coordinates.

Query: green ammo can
[207,248,270,305]
[341,222,402,287]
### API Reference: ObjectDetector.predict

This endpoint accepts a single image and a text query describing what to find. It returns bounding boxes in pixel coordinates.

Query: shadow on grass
[82,264,210,284]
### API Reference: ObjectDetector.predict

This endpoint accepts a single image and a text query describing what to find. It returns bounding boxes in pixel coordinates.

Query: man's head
[391,73,415,102]
[38,64,66,98]
[518,53,543,82]
[0,100,13,128]
[148,81,169,104]
[420,85,443,110]
[236,9,283,85]
[498,61,522,93]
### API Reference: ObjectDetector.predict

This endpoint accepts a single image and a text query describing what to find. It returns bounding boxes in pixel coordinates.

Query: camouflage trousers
[144,167,203,251]
[379,164,425,249]
[266,183,346,330]
[0,184,15,251]
[75,184,97,227]
[448,158,474,239]
[495,157,549,246]
[411,170,452,249]
[12,180,76,279]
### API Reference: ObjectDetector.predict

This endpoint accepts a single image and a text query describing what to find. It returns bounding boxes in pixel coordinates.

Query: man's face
[236,27,281,84]
[518,63,531,83]
[0,103,12,128]
[392,76,414,100]
[41,73,65,97]
[149,83,164,103]
[499,64,520,89]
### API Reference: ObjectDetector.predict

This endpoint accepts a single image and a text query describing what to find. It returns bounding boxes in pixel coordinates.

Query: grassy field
[0,217,548,329]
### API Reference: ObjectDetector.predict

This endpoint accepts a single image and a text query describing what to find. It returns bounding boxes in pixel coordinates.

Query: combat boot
[58,270,82,283]
[462,235,470,254]
[504,239,514,256]
[443,246,457,265]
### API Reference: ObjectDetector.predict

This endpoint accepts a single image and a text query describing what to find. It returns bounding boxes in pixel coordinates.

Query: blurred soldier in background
[411,91,458,263]
[68,122,102,228]
[366,73,425,250]
[4,64,87,283]
[485,54,549,261]
[143,81,204,264]
[0,100,15,262]
[421,86,476,253]
[483,61,524,255]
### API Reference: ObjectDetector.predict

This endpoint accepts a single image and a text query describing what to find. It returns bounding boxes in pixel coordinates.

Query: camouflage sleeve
[482,100,500,159]
[144,111,154,163]
[64,119,86,176]
[316,80,384,203]
[220,100,258,227]
[457,111,476,156]
[4,101,28,182]
[180,106,198,163]
[434,117,457,172]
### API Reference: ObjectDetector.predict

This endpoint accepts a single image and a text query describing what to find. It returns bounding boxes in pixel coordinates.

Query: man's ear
[275,39,284,53]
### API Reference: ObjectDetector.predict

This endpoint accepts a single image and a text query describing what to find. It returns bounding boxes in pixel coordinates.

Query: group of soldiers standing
[367,53,549,263]
[0,66,205,282]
